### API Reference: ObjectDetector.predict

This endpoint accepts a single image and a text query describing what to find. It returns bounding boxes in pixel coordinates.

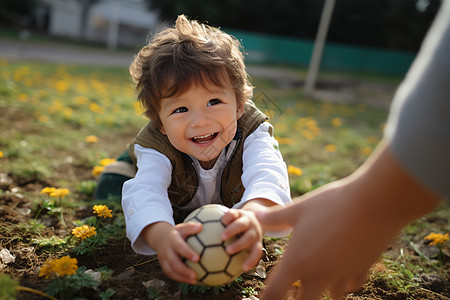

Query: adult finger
[255,204,301,232]
[345,272,367,294]
[328,280,347,300]
[327,271,367,299]
[299,280,328,300]
[260,257,299,300]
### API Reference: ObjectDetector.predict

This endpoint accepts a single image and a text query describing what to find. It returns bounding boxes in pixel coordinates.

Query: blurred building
[39,0,160,49]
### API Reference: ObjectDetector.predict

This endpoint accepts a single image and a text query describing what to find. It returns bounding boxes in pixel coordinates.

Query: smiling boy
[120,15,292,284]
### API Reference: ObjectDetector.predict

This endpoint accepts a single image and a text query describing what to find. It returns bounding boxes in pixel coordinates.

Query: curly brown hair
[129,15,253,128]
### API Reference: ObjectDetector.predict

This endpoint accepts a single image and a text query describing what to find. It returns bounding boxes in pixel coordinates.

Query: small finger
[168,253,197,284]
[178,222,202,238]
[221,209,240,226]
[242,242,262,272]
[225,226,256,254]
[160,253,196,284]
[175,237,199,262]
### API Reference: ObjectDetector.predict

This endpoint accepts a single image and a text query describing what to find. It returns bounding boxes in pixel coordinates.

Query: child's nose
[190,110,211,127]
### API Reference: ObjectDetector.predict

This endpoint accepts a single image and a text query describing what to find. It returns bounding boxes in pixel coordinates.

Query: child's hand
[221,209,263,272]
[149,222,202,284]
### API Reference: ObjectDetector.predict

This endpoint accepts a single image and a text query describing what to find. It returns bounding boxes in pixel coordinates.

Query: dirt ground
[1,168,449,300]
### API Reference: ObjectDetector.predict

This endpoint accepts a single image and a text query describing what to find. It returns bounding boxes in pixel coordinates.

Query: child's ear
[236,102,245,119]
[158,126,166,135]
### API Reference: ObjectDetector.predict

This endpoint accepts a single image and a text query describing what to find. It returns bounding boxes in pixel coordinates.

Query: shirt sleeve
[121,144,174,255]
[236,122,293,237]
[384,0,450,199]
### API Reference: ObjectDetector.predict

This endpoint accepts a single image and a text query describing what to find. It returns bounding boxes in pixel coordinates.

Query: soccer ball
[183,204,249,286]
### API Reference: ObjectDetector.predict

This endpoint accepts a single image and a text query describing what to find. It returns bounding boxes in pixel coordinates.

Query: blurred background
[0,0,443,76]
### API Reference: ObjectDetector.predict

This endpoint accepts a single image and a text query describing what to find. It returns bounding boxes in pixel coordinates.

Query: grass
[0,59,389,195]
[0,60,148,188]
[250,75,388,195]
[0,59,448,299]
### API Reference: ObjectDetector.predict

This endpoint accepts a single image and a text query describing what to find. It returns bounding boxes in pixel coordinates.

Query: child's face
[158,83,244,168]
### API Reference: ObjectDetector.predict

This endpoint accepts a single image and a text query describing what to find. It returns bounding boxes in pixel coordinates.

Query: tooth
[195,133,212,139]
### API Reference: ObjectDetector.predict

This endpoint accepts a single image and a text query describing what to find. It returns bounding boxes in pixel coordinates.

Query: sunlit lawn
[0,60,389,197]
[250,75,388,196]
[0,60,147,190]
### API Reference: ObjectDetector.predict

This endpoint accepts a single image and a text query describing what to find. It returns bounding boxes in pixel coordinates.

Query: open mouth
[191,132,218,144]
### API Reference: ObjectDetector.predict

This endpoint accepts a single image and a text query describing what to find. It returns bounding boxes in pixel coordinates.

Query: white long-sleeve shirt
[122,122,292,255]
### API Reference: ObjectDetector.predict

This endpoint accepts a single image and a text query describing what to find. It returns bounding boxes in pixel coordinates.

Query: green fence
[228,29,416,75]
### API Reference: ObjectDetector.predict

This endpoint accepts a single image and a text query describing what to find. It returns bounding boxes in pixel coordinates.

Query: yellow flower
[324,144,337,152]
[38,260,54,279]
[38,115,49,123]
[18,93,28,102]
[85,135,99,143]
[72,225,97,240]
[425,233,449,246]
[0,151,3,158]
[51,256,78,277]
[331,118,342,127]
[92,165,105,176]
[93,205,112,218]
[360,147,372,156]
[366,136,379,145]
[63,108,73,119]
[100,158,116,166]
[133,101,145,116]
[49,188,70,199]
[275,137,295,145]
[55,80,68,92]
[75,95,89,105]
[89,102,105,114]
[39,256,78,278]
[40,187,57,195]
[288,165,303,176]
[301,130,315,140]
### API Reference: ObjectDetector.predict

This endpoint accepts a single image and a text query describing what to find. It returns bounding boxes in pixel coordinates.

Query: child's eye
[207,99,222,106]
[173,107,188,114]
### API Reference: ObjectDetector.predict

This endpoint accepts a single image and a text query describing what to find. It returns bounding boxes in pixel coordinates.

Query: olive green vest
[129,101,269,221]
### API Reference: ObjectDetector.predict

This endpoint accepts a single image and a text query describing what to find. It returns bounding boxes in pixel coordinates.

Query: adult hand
[256,142,440,300]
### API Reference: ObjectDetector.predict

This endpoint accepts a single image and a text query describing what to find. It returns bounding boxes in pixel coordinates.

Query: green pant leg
[94,150,136,201]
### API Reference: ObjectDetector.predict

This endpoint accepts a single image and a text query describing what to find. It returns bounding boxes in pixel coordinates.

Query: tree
[0,0,37,27]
